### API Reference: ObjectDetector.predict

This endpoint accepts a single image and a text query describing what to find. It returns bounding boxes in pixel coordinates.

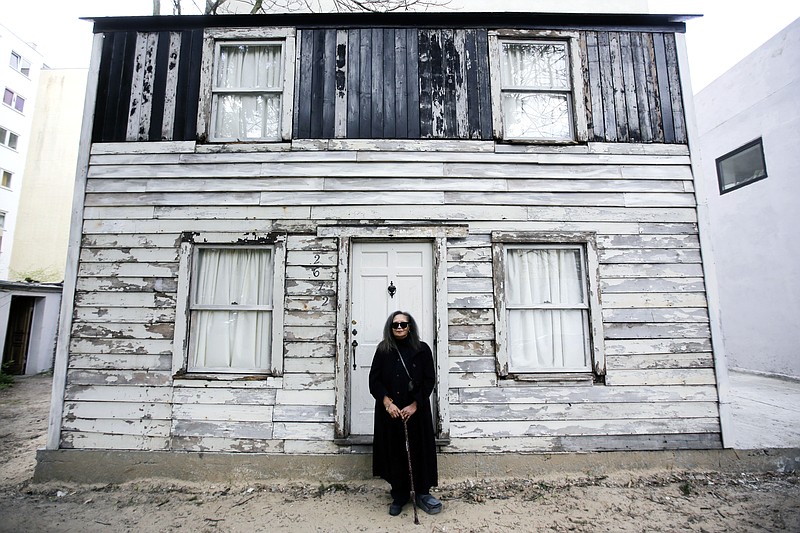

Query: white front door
[349,241,434,436]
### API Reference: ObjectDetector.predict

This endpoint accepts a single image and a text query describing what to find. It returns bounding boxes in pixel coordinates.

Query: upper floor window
[1,169,11,189]
[9,52,31,77]
[200,28,296,143]
[489,31,587,143]
[0,126,19,150]
[3,88,25,113]
[716,138,768,194]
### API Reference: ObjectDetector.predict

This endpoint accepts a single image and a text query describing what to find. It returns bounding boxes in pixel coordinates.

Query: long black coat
[369,339,438,492]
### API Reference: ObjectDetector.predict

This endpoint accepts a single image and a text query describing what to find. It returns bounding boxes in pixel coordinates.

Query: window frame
[715,137,768,194]
[0,126,19,150]
[3,88,25,113]
[197,27,296,144]
[492,231,605,381]
[9,52,31,77]
[172,232,287,377]
[1,169,12,189]
[488,30,588,144]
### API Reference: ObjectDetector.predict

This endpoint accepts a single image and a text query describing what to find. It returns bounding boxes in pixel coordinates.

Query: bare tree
[158,0,449,16]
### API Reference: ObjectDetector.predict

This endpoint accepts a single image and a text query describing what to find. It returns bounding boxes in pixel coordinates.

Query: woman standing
[369,310,443,516]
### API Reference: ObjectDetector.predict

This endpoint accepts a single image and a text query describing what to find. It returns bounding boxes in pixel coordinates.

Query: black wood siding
[293,28,493,140]
[91,25,686,145]
[92,30,202,143]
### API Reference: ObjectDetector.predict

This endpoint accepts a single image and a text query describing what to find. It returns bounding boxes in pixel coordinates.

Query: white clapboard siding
[63,140,721,453]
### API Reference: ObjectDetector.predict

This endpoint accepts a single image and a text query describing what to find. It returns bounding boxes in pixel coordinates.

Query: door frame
[321,224,467,442]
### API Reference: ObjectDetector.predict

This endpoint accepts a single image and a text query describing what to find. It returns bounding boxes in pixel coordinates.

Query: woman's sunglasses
[391,321,410,330]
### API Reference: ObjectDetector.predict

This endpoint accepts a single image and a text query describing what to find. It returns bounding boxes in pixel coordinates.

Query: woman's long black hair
[378,310,422,353]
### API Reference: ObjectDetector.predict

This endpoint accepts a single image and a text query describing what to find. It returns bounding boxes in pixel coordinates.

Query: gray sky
[4,0,799,93]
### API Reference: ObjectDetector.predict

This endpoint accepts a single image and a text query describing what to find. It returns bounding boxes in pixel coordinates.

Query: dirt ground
[1,374,799,533]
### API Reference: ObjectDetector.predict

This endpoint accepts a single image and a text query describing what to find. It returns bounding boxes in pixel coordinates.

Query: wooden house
[39,11,729,479]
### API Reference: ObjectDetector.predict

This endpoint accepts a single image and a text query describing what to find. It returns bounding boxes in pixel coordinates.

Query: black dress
[369,338,438,499]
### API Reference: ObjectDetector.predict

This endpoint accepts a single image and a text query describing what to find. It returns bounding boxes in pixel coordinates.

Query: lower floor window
[494,233,605,378]
[506,246,590,372]
[189,247,275,372]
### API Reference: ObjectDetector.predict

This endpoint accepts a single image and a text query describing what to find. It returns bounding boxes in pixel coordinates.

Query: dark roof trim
[87,12,697,34]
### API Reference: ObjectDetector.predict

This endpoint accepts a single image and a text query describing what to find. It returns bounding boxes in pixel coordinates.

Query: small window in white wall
[9,52,31,77]
[0,126,19,150]
[1,169,12,188]
[3,88,25,113]
[173,234,286,376]
[716,138,768,194]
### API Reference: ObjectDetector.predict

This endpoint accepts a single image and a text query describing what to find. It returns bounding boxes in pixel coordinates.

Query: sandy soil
[1,374,799,533]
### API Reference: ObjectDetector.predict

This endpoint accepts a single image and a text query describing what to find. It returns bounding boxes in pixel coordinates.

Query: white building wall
[9,69,85,282]
[0,24,43,280]
[694,18,800,379]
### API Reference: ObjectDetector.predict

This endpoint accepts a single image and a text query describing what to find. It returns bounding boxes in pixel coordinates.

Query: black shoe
[389,499,406,516]
[416,494,443,515]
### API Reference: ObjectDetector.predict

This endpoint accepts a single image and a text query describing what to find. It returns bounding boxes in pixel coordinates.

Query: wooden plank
[284,326,336,342]
[281,373,335,391]
[642,33,664,142]
[283,357,334,373]
[585,31,605,141]
[285,279,337,296]
[606,353,713,370]
[600,263,703,278]
[296,29,314,138]
[450,401,718,422]
[599,248,701,263]
[447,278,493,293]
[598,234,699,249]
[459,384,718,404]
[160,32,182,141]
[448,308,494,325]
[273,405,334,422]
[262,191,444,206]
[602,307,708,323]
[173,404,274,422]
[65,400,172,419]
[446,191,626,207]
[652,33,674,143]
[382,28,396,139]
[284,341,336,358]
[664,33,686,143]
[334,30,348,138]
[619,32,640,141]
[310,29,326,138]
[605,322,711,339]
[418,29,433,137]
[78,262,176,277]
[67,369,172,386]
[463,29,480,139]
[602,292,707,308]
[75,277,177,294]
[346,28,360,138]
[68,353,172,371]
[606,369,717,386]
[285,265,336,281]
[172,385,276,407]
[276,389,335,405]
[597,32,617,142]
[475,29,492,139]
[448,324,494,341]
[609,32,629,142]
[443,29,460,138]
[125,33,147,141]
[172,420,273,439]
[370,28,384,138]
[152,205,310,220]
[65,384,172,403]
[273,422,335,440]
[71,322,174,340]
[630,33,653,142]
[63,417,171,436]
[394,28,408,138]
[69,338,173,356]
[407,28,420,139]
[600,277,705,293]
[448,340,494,356]
[284,310,336,327]
[447,261,492,277]
[322,29,337,138]
[451,417,719,437]
[61,432,169,450]
[74,292,175,308]
[605,338,712,355]
[170,436,282,453]
[448,293,494,309]
[447,247,492,262]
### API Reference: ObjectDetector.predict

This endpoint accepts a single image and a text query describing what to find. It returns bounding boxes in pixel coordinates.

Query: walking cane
[402,417,420,525]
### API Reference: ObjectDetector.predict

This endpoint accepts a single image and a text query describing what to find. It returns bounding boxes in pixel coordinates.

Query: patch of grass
[0,371,15,390]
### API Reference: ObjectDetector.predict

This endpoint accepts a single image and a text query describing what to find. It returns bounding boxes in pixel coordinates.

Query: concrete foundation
[34,448,800,485]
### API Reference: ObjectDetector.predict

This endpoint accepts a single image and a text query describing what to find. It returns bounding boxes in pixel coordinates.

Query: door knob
[351,339,358,370]
[388,281,396,298]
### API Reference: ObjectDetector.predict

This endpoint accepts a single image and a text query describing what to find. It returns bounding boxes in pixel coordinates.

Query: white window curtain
[506,248,589,372]
[191,248,274,372]
[214,44,282,140]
